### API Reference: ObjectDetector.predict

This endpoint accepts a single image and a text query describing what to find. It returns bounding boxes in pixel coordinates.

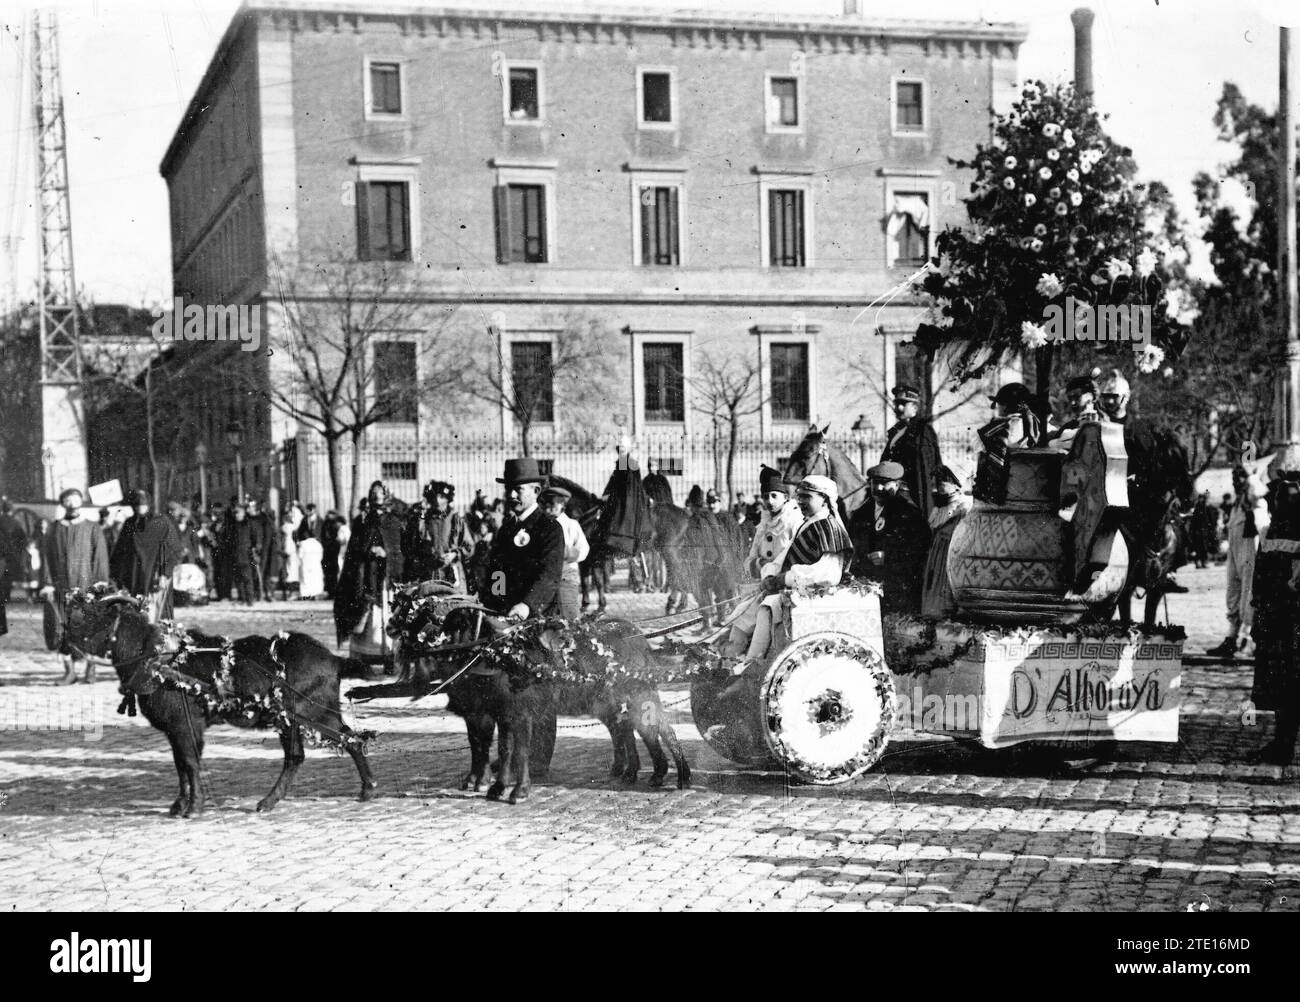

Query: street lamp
[194,441,209,514]
[225,420,245,500]
[851,414,870,474]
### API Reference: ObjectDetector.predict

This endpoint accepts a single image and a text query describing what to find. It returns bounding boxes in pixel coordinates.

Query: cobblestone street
[1,566,1297,912]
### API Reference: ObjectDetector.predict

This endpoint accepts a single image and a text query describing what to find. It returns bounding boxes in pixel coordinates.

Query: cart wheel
[690,672,781,768]
[762,631,896,785]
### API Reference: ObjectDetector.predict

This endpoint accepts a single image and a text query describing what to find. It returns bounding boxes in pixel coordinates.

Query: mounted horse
[61,591,377,817]
[780,424,871,523]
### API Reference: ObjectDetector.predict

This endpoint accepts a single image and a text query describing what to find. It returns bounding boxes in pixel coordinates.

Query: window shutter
[493,185,510,263]
[355,181,372,261]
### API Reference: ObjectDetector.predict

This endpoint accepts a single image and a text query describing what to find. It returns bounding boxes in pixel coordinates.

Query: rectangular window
[643,343,685,423]
[639,187,680,266]
[641,71,673,124]
[508,66,540,120]
[497,184,548,263]
[511,341,554,423]
[895,80,924,133]
[769,76,799,128]
[369,62,402,115]
[770,343,809,422]
[768,189,805,267]
[887,192,930,268]
[374,341,418,423]
[357,180,411,261]
[381,461,418,481]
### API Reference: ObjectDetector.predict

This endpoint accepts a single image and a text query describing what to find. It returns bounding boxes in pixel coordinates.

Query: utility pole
[32,11,87,499]
[1272,26,1300,477]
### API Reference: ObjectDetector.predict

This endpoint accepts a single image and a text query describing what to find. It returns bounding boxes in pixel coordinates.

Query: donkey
[366,605,690,802]
[62,594,377,817]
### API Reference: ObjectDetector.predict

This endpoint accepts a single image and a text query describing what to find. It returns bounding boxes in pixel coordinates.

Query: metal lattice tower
[31,10,87,496]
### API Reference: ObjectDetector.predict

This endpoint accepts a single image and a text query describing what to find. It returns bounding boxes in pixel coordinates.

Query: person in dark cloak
[109,488,181,620]
[880,383,943,522]
[596,438,651,589]
[219,501,262,605]
[334,480,405,668]
[642,459,674,507]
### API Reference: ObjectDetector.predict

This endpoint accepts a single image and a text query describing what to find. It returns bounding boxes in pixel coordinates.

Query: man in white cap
[720,475,854,667]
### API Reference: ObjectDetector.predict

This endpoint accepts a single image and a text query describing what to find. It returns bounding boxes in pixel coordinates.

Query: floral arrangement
[912,81,1188,428]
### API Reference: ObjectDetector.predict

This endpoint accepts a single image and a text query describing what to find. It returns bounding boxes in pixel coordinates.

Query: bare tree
[461,311,619,456]
[256,250,464,511]
[689,353,766,501]
[840,329,985,427]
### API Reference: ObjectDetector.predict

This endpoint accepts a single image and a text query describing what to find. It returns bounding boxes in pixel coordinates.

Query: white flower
[1080,161,1093,174]
[1034,223,1048,236]
[1107,257,1133,279]
[1137,247,1159,278]
[1067,168,1080,182]
[1004,156,1018,170]
[1042,123,1062,138]
[1003,176,1017,190]
[1029,238,1044,253]
[1048,186,1062,199]
[1062,128,1075,147]
[1021,320,1050,348]
[1024,193,1037,208]
[1047,148,1061,161]
[1070,192,1083,206]
[1091,272,1108,285]
[1055,202,1069,216]
[1036,272,1064,298]
[1137,345,1165,373]
[1038,166,1052,180]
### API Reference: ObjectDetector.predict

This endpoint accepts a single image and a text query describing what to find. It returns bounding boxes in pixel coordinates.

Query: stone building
[156,1,1026,508]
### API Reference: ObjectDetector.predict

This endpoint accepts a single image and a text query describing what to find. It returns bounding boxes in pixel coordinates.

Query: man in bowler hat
[481,458,566,620]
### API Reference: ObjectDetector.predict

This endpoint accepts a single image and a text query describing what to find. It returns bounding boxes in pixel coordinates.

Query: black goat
[63,595,377,817]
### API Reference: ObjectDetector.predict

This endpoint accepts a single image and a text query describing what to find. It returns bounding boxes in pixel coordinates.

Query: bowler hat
[867,461,905,481]
[497,457,546,485]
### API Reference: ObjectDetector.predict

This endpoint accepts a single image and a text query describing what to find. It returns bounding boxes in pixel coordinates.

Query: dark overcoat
[479,506,564,617]
[333,507,405,645]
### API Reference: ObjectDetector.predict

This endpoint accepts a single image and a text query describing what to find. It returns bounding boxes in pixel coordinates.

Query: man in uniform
[881,384,942,522]
[1248,472,1300,768]
[848,461,930,615]
[540,485,590,620]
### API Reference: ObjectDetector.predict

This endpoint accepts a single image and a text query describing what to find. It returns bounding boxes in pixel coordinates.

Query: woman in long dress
[298,534,325,599]
[279,505,302,597]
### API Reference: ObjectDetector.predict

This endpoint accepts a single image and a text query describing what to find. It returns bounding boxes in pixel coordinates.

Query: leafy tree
[913,80,1188,441]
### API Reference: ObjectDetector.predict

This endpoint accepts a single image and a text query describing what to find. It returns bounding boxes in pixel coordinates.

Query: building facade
[156,2,1026,508]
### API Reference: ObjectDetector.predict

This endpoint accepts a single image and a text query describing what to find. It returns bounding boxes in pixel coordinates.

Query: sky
[0,0,1293,306]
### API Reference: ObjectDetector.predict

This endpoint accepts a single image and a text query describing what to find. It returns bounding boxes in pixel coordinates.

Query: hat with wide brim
[496,457,547,485]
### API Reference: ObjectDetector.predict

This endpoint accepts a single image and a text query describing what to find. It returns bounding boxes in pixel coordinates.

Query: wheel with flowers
[760,631,897,785]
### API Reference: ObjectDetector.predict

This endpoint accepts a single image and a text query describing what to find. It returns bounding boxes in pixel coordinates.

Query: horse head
[782,424,828,485]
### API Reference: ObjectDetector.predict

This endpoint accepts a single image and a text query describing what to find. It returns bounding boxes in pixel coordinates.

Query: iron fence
[288,429,978,510]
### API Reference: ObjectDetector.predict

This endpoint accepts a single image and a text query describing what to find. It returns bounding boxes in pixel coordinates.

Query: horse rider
[848,461,930,615]
[540,484,589,620]
[881,383,943,522]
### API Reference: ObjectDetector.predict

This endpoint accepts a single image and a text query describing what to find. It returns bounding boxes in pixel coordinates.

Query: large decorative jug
[946,423,1129,625]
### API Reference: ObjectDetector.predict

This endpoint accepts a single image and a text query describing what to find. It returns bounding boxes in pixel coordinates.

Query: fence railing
[288,430,979,510]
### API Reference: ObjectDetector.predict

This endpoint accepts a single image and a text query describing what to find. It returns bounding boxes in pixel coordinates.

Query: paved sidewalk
[1,569,1296,912]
